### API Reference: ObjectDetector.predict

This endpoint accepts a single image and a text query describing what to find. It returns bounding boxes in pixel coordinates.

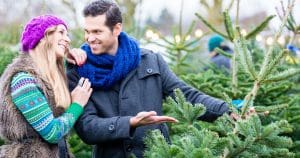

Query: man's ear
[113,23,122,36]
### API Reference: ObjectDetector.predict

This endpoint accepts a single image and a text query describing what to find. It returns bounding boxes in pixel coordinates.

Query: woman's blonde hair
[30,26,71,109]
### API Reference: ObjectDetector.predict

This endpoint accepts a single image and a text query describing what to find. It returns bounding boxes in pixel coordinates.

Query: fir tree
[145,0,300,157]
[144,89,295,157]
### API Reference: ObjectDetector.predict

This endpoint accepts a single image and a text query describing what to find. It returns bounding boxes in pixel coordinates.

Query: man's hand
[130,111,178,128]
[66,48,87,66]
[230,107,257,120]
[229,112,241,121]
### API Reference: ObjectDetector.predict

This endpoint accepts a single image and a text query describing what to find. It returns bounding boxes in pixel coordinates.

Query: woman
[0,15,92,158]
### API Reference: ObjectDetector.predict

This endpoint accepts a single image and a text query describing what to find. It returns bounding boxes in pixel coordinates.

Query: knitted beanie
[208,35,224,52]
[21,15,67,52]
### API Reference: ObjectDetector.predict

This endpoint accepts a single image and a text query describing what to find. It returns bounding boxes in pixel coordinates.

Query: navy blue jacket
[211,45,232,70]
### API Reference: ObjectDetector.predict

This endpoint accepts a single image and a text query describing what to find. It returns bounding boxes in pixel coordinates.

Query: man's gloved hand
[231,99,244,110]
[231,99,258,120]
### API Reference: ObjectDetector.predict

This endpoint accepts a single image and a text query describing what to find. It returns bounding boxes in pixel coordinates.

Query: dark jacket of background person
[67,49,229,158]
[0,55,69,158]
[210,45,232,70]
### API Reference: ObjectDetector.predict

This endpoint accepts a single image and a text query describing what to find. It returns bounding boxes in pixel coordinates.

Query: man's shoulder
[139,48,161,63]
[140,48,155,56]
[136,48,163,76]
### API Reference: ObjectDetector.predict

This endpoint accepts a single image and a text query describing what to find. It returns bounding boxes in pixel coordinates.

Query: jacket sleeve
[156,53,229,122]
[67,65,134,144]
[74,100,133,144]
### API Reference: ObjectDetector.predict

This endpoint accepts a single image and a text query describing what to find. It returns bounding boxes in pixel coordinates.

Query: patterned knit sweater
[10,72,83,144]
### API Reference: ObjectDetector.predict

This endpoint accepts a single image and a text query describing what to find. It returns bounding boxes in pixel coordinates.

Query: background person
[207,34,232,70]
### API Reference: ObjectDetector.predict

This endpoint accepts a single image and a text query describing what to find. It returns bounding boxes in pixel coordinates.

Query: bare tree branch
[227,0,235,10]
[61,0,80,26]
[199,0,210,9]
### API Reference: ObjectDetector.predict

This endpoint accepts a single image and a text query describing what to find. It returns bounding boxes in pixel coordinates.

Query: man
[67,1,230,157]
[207,35,232,70]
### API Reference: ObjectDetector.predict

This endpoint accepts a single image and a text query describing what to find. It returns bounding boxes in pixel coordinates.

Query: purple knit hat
[21,15,67,52]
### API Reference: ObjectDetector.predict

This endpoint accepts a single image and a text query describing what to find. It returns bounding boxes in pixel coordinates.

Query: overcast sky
[136,0,300,30]
[1,0,299,31]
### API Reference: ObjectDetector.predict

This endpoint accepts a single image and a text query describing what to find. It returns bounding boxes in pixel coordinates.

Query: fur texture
[0,54,67,158]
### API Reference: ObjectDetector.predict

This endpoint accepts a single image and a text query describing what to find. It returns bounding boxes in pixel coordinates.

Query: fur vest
[0,54,68,158]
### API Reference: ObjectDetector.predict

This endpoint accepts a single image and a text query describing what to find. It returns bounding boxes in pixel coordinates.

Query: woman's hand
[66,48,87,66]
[71,78,93,107]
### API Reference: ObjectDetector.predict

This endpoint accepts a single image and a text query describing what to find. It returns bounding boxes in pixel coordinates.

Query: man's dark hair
[83,0,122,31]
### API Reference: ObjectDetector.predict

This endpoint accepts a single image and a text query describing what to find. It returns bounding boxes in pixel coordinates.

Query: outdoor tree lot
[0,0,300,157]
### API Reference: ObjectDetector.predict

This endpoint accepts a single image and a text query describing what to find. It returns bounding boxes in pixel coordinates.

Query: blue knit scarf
[77,32,141,89]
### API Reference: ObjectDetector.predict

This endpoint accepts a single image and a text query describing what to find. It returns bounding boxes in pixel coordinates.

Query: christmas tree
[144,0,300,157]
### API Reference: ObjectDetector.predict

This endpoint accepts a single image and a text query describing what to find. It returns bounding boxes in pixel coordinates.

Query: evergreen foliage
[145,0,300,157]
[0,1,299,157]
[0,47,17,76]
[68,131,92,158]
[144,89,295,157]
[146,21,203,75]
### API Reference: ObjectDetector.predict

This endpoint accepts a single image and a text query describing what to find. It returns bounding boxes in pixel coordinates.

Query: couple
[0,0,231,158]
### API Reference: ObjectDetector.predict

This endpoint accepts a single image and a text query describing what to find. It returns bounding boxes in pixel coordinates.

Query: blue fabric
[77,32,141,89]
[232,99,244,110]
[287,44,299,55]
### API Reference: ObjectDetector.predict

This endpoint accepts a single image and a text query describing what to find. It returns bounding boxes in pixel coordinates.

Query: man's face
[84,14,120,55]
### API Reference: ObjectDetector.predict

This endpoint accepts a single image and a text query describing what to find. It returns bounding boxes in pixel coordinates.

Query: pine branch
[215,47,233,58]
[263,68,300,83]
[181,20,196,44]
[199,0,210,9]
[263,49,288,78]
[254,104,289,113]
[258,1,294,82]
[245,15,276,40]
[222,115,294,157]
[239,1,296,116]
[231,41,239,97]
[235,0,240,26]
[223,10,234,41]
[234,38,257,80]
[144,130,180,158]
[170,89,206,124]
[240,81,258,117]
[195,13,229,39]
[183,37,202,48]
[223,10,235,41]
